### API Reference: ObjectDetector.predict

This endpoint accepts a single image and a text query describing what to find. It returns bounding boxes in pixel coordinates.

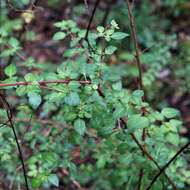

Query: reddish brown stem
[0,80,92,88]
[126,0,144,93]
[125,1,146,189]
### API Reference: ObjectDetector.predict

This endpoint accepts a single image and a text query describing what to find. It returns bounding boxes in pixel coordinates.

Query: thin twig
[125,1,146,188]
[130,133,178,190]
[0,94,29,190]
[0,80,92,88]
[121,117,177,189]
[137,169,143,190]
[6,44,27,62]
[84,0,100,40]
[84,0,100,54]
[0,121,10,128]
[125,0,144,92]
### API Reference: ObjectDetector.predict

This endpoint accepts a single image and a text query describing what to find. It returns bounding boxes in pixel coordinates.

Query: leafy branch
[146,141,190,190]
[0,80,92,88]
[120,119,178,190]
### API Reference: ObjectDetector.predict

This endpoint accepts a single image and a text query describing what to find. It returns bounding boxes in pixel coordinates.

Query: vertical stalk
[0,94,29,190]
[126,0,144,92]
[125,1,146,189]
[84,0,100,40]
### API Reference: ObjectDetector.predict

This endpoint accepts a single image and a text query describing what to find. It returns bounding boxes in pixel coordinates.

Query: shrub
[0,18,189,189]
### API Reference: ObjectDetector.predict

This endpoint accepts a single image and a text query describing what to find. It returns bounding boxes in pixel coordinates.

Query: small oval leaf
[53,32,66,41]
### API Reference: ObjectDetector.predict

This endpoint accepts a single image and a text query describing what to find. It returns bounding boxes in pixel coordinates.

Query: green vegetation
[0,0,190,189]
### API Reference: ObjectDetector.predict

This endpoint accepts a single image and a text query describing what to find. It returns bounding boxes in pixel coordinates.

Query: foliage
[0,1,190,190]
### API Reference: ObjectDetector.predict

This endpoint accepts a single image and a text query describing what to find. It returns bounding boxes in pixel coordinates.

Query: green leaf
[152,111,164,121]
[111,20,119,29]
[24,73,38,82]
[128,115,149,132]
[74,119,86,136]
[64,92,80,106]
[0,28,8,37]
[31,178,42,188]
[31,174,49,188]
[112,81,122,90]
[105,29,114,36]
[48,174,59,187]
[16,86,27,96]
[131,90,144,105]
[97,26,104,33]
[8,37,20,48]
[166,133,179,146]
[113,106,125,119]
[169,119,182,128]
[105,46,117,55]
[28,92,42,109]
[63,48,76,57]
[111,32,129,40]
[97,26,105,37]
[53,32,66,41]
[68,81,80,91]
[97,155,106,168]
[92,84,98,90]
[132,90,144,98]
[54,21,67,29]
[161,107,179,118]
[27,170,38,177]
[4,64,17,77]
